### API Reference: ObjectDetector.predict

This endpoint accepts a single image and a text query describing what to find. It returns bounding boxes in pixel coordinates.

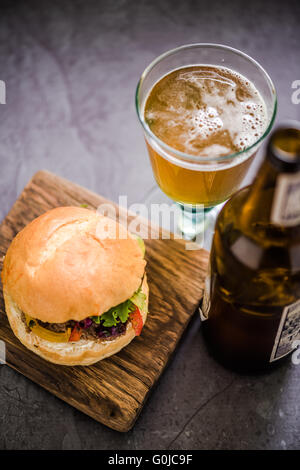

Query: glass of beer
[136,44,277,240]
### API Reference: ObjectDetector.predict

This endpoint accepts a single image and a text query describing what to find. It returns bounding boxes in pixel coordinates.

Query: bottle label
[270,299,300,362]
[271,173,300,226]
[199,271,211,322]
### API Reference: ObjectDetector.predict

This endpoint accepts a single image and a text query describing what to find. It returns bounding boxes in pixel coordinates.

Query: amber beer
[201,124,300,372]
[144,65,268,206]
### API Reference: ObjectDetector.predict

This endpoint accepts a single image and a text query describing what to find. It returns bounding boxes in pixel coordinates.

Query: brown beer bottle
[201,123,300,372]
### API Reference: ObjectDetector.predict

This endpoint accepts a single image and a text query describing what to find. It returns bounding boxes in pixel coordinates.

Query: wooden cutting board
[0,170,209,431]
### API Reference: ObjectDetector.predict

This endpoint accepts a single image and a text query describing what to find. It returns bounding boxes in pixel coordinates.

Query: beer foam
[144,66,268,158]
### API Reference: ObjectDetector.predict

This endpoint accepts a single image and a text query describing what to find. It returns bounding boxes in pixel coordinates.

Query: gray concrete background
[0,0,299,450]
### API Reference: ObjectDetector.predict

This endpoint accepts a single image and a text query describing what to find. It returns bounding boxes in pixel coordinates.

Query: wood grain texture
[0,170,209,432]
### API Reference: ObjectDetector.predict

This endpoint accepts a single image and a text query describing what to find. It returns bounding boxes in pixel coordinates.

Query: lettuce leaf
[130,288,146,311]
[132,234,145,256]
[91,300,135,327]
[91,283,145,328]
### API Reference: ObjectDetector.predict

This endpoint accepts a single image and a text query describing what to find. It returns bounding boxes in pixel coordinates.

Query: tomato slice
[129,307,144,336]
[69,323,82,342]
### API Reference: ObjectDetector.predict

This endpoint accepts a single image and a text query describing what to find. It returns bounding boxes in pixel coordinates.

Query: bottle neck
[240,123,300,238]
[241,158,280,228]
[240,158,300,240]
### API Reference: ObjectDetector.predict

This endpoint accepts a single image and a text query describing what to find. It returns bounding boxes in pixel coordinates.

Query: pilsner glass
[136,44,277,240]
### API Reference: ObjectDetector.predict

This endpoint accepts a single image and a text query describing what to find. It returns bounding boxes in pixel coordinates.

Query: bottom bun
[4,275,148,366]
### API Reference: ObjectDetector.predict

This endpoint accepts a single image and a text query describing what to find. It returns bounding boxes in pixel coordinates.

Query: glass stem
[177,203,210,241]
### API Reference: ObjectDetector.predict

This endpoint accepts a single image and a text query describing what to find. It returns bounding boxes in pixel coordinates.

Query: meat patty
[21,313,128,342]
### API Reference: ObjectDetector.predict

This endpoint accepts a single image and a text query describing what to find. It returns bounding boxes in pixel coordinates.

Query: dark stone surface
[0,0,299,450]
